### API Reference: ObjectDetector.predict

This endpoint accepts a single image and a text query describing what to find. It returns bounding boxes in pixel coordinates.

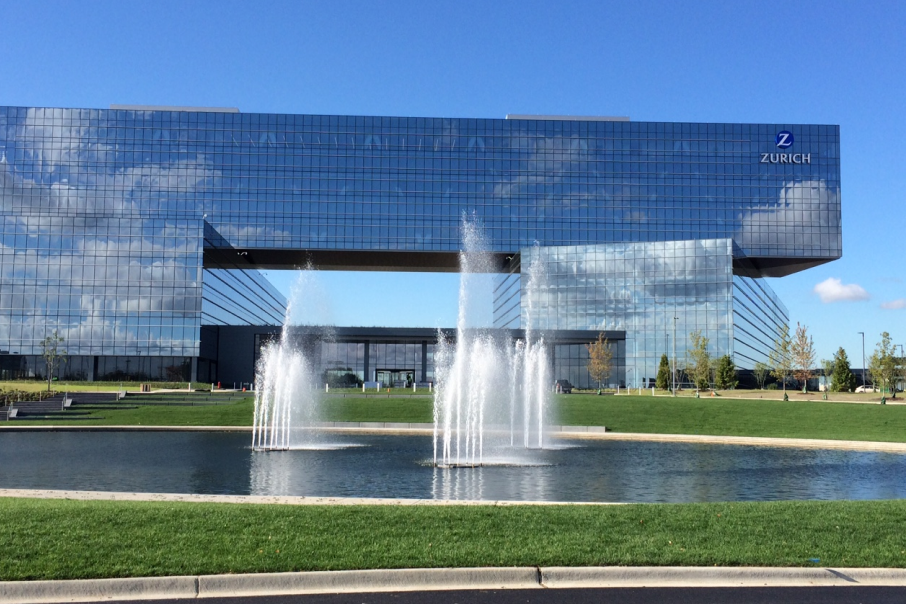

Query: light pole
[672,316,678,397]
[894,344,906,394]
[858,331,866,388]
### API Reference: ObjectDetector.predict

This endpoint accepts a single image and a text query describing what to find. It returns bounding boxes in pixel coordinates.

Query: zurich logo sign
[775,131,794,149]
[761,130,809,164]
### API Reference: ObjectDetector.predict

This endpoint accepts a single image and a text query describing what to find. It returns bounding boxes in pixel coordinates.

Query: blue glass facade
[494,239,788,388]
[0,106,840,383]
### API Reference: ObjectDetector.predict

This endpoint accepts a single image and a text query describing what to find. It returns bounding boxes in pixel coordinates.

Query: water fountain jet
[433,218,553,467]
[251,268,342,451]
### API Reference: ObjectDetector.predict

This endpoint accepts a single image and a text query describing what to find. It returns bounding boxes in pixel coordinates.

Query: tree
[655,353,670,390]
[753,361,770,390]
[868,332,902,399]
[674,360,687,391]
[715,355,738,390]
[685,330,712,391]
[820,358,835,393]
[585,333,613,389]
[790,322,816,393]
[830,347,857,392]
[768,324,793,394]
[41,330,68,392]
[709,357,719,391]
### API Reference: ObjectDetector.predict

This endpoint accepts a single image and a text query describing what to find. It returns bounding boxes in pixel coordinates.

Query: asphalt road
[83,587,906,604]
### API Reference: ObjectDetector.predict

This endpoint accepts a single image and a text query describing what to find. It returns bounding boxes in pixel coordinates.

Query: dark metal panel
[203,248,511,273]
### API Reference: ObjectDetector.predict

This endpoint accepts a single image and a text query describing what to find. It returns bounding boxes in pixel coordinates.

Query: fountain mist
[252,268,333,451]
[433,219,552,467]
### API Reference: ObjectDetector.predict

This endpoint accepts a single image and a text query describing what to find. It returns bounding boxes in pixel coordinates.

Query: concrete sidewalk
[3,566,906,603]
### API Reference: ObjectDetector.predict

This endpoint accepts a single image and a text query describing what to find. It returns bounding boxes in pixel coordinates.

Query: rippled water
[1,431,904,503]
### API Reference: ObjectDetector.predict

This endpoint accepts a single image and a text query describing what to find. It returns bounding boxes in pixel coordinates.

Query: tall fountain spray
[252,269,332,451]
[433,218,552,467]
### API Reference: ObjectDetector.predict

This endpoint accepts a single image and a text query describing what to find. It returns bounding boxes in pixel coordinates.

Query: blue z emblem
[775,131,794,149]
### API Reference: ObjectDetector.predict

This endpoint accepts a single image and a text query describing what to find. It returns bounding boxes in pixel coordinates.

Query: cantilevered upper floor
[0,107,841,277]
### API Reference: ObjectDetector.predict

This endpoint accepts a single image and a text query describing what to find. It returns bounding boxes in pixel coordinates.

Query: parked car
[554,379,573,394]
[855,385,879,393]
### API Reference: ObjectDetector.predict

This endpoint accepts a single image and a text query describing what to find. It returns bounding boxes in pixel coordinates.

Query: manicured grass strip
[12,397,433,426]
[558,395,906,443]
[12,399,257,426]
[1,498,906,580]
[320,397,433,423]
[12,394,906,444]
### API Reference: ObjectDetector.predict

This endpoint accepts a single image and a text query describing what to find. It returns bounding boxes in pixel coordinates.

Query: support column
[363,340,370,384]
[549,343,556,383]
[421,340,428,383]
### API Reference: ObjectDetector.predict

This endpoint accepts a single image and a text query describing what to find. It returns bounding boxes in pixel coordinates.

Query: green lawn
[8,398,255,426]
[321,396,433,423]
[9,393,906,444]
[1,497,905,580]
[557,394,906,442]
[8,396,433,426]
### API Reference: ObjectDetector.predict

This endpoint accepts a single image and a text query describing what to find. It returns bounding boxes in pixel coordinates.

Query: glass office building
[0,106,841,384]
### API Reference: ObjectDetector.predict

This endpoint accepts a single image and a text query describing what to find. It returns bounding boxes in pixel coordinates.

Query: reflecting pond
[1,431,905,503]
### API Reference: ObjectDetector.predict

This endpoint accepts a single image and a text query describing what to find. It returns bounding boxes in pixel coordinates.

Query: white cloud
[736,180,841,256]
[881,299,906,309]
[813,277,870,303]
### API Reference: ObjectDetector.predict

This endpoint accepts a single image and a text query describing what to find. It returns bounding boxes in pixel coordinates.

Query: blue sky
[1,0,903,364]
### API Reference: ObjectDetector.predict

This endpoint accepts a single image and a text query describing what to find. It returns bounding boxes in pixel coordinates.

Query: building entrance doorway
[376,368,415,388]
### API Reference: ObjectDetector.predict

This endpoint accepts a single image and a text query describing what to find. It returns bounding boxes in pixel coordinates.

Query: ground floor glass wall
[254,337,438,387]
[248,330,623,391]
[0,355,194,382]
[732,274,789,369]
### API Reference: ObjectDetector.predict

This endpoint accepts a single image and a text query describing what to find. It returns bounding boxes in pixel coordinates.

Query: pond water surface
[1,431,904,503]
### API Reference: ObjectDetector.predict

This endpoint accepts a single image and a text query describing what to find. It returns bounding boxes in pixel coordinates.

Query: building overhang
[203,248,514,273]
[208,324,625,344]
[733,256,838,278]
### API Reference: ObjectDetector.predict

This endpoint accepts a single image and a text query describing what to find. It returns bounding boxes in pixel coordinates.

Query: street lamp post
[893,344,906,394]
[672,316,678,397]
[858,331,866,388]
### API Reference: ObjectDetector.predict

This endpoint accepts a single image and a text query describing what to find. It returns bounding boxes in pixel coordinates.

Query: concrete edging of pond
[2,423,906,453]
[3,566,906,603]
[0,487,626,506]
